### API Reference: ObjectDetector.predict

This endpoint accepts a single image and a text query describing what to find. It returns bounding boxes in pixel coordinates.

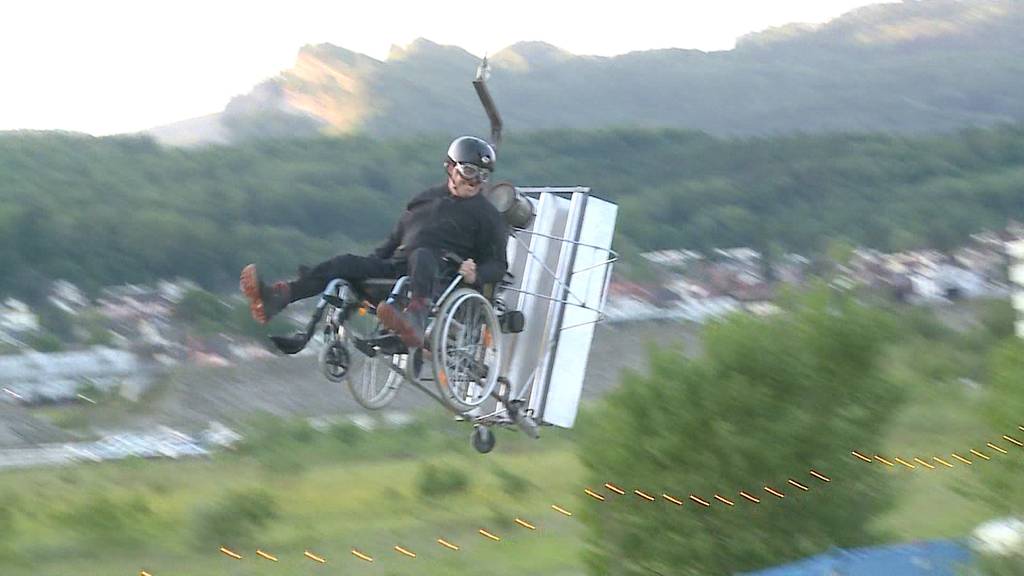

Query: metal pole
[473,57,502,149]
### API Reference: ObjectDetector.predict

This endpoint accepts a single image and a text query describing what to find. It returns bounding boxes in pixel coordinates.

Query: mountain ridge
[146,0,1024,145]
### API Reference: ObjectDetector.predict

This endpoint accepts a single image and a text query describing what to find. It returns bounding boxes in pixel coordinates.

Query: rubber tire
[431,288,503,412]
[471,426,496,454]
[319,340,349,383]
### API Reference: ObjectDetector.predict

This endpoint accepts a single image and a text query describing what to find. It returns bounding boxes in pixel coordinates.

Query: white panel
[1008,240,1024,260]
[492,187,619,428]
[1013,291,1024,313]
[532,192,588,419]
[541,198,618,428]
[504,193,569,405]
[1011,264,1024,286]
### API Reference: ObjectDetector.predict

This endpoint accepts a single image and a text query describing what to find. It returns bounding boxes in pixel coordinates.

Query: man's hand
[459,259,477,284]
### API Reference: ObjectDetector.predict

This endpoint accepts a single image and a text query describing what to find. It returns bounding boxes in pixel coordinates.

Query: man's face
[447,163,484,198]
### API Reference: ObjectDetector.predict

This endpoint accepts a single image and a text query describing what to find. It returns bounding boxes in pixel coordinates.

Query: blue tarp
[740,540,972,576]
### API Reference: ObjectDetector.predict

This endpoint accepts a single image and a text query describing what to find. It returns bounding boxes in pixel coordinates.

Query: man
[240,136,507,349]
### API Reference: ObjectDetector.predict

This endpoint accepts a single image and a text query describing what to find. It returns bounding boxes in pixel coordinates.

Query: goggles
[452,162,491,183]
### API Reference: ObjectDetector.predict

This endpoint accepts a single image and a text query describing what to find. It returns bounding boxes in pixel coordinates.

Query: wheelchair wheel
[431,288,503,412]
[342,318,406,410]
[347,348,405,410]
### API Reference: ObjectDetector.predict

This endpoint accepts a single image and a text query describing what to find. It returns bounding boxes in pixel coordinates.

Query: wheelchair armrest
[359,278,401,289]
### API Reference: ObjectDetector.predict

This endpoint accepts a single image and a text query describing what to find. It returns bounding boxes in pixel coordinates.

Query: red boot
[240,264,291,324]
[377,297,428,349]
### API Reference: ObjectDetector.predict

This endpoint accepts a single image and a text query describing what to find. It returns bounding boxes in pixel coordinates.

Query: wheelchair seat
[349,277,402,305]
[332,260,507,320]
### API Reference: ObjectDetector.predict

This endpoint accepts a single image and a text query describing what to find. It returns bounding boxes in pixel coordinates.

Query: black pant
[287,247,442,303]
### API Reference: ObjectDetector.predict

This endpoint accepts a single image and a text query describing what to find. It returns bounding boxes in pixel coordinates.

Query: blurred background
[3,1,1024,574]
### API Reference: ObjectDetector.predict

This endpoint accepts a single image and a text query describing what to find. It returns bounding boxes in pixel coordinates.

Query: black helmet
[446,136,496,172]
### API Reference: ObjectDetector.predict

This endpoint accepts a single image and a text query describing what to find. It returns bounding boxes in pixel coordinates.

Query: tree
[4,125,1024,298]
[577,291,903,575]
[971,340,1024,513]
[963,340,1024,574]
[174,288,232,334]
[36,302,74,341]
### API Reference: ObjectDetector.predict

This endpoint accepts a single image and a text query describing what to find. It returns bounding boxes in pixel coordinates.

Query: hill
[147,0,1024,145]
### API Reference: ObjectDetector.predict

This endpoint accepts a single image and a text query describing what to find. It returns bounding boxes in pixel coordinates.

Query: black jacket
[373,184,508,285]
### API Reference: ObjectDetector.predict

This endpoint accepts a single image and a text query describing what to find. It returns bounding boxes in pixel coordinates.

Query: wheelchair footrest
[323,294,348,308]
[270,332,311,355]
[353,334,406,357]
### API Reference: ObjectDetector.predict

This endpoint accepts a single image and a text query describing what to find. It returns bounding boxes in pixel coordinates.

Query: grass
[872,382,999,540]
[1,301,1015,574]
[868,303,1011,543]
[5,386,1000,576]
[0,416,590,576]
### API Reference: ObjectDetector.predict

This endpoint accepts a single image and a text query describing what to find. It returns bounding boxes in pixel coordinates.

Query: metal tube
[473,58,502,148]
[512,229,621,253]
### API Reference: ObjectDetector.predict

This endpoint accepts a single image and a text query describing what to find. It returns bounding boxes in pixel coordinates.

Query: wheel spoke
[345,334,404,408]
[433,291,501,410]
[366,357,378,396]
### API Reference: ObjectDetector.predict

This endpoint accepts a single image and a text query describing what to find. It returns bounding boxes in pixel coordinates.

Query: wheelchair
[271,252,519,446]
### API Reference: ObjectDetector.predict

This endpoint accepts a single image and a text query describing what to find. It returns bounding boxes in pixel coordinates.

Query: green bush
[492,465,533,498]
[80,311,114,346]
[175,289,232,333]
[0,500,15,547]
[975,554,1024,576]
[56,493,154,546]
[27,332,63,352]
[976,298,1016,341]
[900,306,956,342]
[238,415,317,450]
[36,303,73,340]
[49,410,89,430]
[234,415,317,474]
[191,488,279,549]
[416,462,470,498]
[329,422,366,447]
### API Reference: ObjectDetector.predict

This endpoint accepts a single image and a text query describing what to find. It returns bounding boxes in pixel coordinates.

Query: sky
[1,0,893,135]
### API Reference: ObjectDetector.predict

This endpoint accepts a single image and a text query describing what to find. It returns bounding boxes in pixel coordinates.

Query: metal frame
[309,187,618,439]
[501,233,618,320]
[462,187,619,430]
[291,59,621,450]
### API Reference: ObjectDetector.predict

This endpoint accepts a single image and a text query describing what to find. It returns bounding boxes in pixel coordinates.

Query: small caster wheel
[471,426,496,454]
[319,342,349,382]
